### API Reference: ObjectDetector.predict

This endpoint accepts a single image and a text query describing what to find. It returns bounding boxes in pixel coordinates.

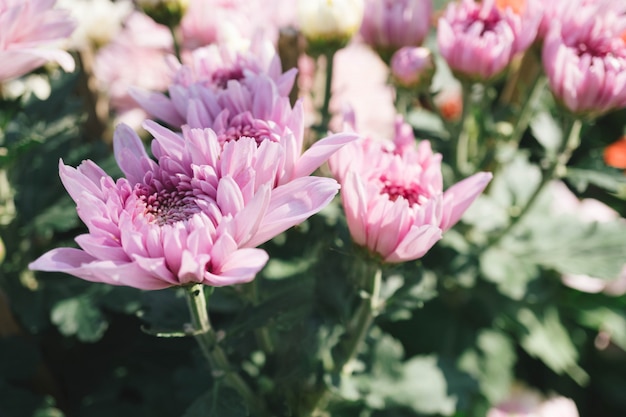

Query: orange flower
[495,0,526,15]
[437,93,463,122]
[603,136,626,169]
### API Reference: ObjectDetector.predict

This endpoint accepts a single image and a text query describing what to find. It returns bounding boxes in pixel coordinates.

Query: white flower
[58,0,133,50]
[297,0,364,43]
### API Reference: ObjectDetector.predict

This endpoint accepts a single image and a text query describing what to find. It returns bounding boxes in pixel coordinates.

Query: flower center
[137,184,201,226]
[466,7,502,35]
[211,66,245,89]
[217,120,275,145]
[380,175,427,206]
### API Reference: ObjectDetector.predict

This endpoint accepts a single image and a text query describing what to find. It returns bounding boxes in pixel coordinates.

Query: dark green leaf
[181,387,249,417]
[51,296,108,342]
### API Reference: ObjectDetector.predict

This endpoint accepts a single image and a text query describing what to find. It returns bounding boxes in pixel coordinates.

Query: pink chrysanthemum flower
[359,0,432,62]
[329,117,492,263]
[437,0,541,81]
[29,121,345,290]
[0,0,76,82]
[131,38,297,128]
[542,3,626,117]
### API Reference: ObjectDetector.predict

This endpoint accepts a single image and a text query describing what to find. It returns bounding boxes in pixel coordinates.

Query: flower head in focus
[360,0,432,63]
[297,0,365,55]
[29,120,347,290]
[542,3,626,117]
[437,0,541,81]
[0,0,77,82]
[329,116,492,263]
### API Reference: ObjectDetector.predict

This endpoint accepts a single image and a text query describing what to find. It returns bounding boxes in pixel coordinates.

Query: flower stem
[318,50,336,135]
[486,117,583,248]
[452,82,474,179]
[303,264,382,417]
[184,284,265,414]
[169,25,182,63]
[508,73,546,147]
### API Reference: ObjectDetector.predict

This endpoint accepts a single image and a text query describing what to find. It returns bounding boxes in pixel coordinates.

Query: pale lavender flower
[29,121,345,290]
[360,0,432,61]
[437,0,541,80]
[488,384,579,417]
[390,46,435,89]
[542,3,626,116]
[329,117,491,262]
[0,0,76,82]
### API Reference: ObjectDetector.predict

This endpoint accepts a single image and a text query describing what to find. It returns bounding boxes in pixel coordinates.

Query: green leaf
[479,246,539,300]
[566,167,626,195]
[530,111,562,153]
[577,307,626,351]
[517,307,588,385]
[458,330,516,404]
[181,387,249,417]
[51,296,108,342]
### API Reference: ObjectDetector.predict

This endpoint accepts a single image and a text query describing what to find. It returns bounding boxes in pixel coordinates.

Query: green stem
[485,118,583,248]
[508,74,547,147]
[184,284,264,414]
[318,50,336,135]
[452,82,474,179]
[303,264,382,417]
[169,25,182,63]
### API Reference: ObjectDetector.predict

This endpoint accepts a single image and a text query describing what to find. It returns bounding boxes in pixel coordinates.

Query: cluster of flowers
[5,0,626,415]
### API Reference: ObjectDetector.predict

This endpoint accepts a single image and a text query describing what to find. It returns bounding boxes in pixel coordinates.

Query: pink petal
[441,172,493,231]
[385,224,442,263]
[291,132,360,181]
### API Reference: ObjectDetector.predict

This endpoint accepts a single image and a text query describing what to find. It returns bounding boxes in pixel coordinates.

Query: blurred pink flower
[551,181,626,296]
[93,12,173,129]
[359,0,432,61]
[390,46,435,89]
[488,384,579,417]
[329,117,491,262]
[437,0,541,81]
[0,0,76,82]
[329,43,396,139]
[29,121,344,290]
[542,3,626,117]
[180,0,296,50]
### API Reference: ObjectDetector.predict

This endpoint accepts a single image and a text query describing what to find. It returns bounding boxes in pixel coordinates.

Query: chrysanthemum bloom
[0,0,76,82]
[542,4,626,117]
[131,37,297,128]
[437,0,541,81]
[390,46,435,90]
[297,0,365,53]
[133,48,358,188]
[329,117,492,262]
[29,120,347,290]
[359,0,432,63]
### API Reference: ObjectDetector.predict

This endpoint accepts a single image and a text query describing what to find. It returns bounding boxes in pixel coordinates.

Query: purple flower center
[465,7,502,35]
[211,67,245,89]
[137,184,201,226]
[217,120,275,145]
[380,175,427,206]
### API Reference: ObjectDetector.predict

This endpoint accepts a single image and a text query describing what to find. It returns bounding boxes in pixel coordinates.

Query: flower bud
[390,46,435,90]
[135,0,189,28]
[297,0,364,55]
